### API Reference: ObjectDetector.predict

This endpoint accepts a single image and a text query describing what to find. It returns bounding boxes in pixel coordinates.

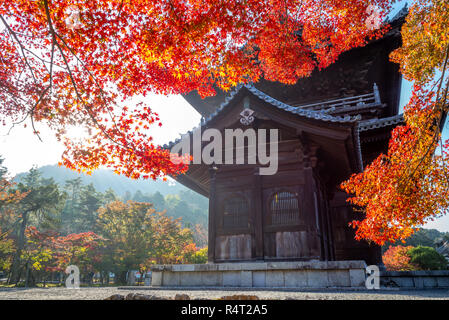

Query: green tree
[0,234,14,273]
[132,190,146,202]
[102,188,117,204]
[0,156,25,276]
[149,191,166,212]
[77,184,103,233]
[123,191,132,202]
[96,200,194,285]
[408,246,448,270]
[61,178,83,234]
[8,168,65,284]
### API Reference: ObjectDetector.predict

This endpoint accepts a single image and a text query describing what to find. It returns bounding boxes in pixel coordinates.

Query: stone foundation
[381,270,449,289]
[149,261,367,288]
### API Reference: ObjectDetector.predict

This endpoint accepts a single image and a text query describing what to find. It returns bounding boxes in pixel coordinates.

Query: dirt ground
[0,287,449,300]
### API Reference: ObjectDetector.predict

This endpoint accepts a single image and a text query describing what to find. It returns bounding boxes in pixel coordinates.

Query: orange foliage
[382,245,416,271]
[341,0,449,245]
[0,0,392,179]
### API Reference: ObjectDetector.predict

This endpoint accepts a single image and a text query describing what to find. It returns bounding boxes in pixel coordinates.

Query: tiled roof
[165,86,402,174]
[164,84,362,149]
[358,114,404,132]
[244,85,362,123]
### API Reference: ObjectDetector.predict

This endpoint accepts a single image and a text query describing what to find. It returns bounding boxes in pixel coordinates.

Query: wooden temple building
[164,9,407,269]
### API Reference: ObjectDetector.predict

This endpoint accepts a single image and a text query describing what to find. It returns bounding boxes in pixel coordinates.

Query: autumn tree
[54,231,103,284]
[61,180,103,234]
[179,243,207,264]
[383,245,448,271]
[0,211,15,274]
[0,156,26,210]
[8,168,65,284]
[0,157,28,278]
[21,226,58,286]
[3,0,449,246]
[20,226,103,286]
[382,245,416,271]
[0,0,393,181]
[96,200,196,284]
[341,0,449,245]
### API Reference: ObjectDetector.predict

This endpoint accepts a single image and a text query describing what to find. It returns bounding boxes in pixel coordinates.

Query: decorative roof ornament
[240,108,255,125]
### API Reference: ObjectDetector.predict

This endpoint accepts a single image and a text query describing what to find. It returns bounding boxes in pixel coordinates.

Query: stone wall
[381,271,449,289]
[149,261,367,288]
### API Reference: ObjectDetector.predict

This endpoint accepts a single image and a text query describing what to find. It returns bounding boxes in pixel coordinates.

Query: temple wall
[210,137,329,262]
[330,191,381,265]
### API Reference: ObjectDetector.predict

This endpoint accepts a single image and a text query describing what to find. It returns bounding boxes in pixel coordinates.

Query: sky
[0,94,201,175]
[1,1,448,232]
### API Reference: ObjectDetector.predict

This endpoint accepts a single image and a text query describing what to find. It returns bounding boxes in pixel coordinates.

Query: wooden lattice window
[270,191,300,225]
[222,195,249,229]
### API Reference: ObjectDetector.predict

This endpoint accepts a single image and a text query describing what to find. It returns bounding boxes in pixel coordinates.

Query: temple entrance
[262,186,308,260]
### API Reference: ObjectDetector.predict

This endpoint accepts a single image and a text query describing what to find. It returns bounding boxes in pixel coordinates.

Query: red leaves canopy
[382,245,416,271]
[0,0,391,179]
[341,0,449,245]
[25,226,102,272]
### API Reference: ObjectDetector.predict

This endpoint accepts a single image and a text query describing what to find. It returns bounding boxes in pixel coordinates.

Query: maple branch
[391,44,449,189]
[48,34,56,91]
[117,0,125,19]
[42,0,127,148]
[0,15,38,85]
[29,85,51,142]
[22,48,52,70]
[397,47,449,190]
[4,111,29,136]
[0,14,54,141]
[52,31,121,127]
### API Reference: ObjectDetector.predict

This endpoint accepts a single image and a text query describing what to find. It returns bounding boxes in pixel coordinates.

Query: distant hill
[382,228,449,253]
[14,164,190,196]
[12,164,209,246]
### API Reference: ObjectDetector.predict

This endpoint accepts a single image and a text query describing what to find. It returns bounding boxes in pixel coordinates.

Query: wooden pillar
[304,167,322,259]
[323,192,336,261]
[253,171,264,260]
[208,167,218,263]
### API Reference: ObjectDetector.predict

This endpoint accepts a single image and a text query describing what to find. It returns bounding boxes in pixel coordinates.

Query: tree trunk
[8,211,29,285]
[114,270,127,285]
[24,263,29,287]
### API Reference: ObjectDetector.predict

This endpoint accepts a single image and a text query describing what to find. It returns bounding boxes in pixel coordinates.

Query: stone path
[0,287,449,300]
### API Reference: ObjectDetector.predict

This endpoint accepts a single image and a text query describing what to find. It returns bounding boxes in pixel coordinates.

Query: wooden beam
[208,167,218,262]
[253,171,264,260]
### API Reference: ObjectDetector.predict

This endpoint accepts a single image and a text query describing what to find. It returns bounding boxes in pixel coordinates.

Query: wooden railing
[290,83,382,112]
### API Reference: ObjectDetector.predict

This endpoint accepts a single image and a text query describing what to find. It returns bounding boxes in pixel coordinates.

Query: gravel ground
[0,287,449,300]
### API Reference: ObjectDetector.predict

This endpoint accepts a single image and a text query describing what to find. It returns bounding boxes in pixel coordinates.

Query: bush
[383,245,417,271]
[407,246,448,270]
